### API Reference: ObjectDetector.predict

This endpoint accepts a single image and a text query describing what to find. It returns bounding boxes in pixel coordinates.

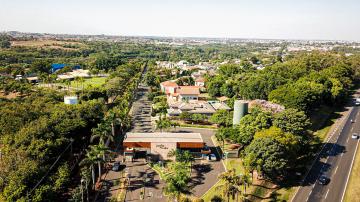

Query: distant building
[167,100,230,116]
[51,64,67,73]
[51,64,81,73]
[26,76,39,84]
[195,77,205,87]
[64,96,78,105]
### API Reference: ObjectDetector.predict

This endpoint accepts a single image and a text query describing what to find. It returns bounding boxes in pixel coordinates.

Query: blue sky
[0,0,359,40]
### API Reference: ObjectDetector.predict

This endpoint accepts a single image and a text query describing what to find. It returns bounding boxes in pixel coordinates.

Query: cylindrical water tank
[64,96,78,105]
[233,100,248,125]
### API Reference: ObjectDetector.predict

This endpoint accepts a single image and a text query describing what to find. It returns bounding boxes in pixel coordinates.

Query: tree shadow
[188,163,213,189]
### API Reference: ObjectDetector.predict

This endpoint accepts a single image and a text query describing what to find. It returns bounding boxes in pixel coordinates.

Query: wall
[151,142,177,160]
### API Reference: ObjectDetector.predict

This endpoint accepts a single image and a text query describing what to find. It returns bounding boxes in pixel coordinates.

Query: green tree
[244,137,288,180]
[80,149,102,188]
[163,162,190,201]
[217,169,241,202]
[0,34,11,48]
[273,108,310,135]
[210,109,232,127]
[90,122,113,144]
[155,114,172,132]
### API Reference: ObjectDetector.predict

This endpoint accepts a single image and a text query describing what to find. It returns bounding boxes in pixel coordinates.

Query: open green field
[70,77,107,89]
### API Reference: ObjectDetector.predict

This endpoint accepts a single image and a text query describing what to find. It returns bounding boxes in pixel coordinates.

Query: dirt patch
[11,40,85,50]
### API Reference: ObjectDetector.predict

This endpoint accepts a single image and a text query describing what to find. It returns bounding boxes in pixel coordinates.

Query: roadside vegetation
[1,32,360,201]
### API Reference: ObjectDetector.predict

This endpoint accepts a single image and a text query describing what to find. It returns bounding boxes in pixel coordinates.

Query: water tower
[233,100,248,125]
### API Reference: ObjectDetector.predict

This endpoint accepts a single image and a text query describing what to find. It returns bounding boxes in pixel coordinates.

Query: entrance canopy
[123,132,205,149]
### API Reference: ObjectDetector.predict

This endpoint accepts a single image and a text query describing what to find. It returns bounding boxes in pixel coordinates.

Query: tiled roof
[195,77,205,82]
[161,81,178,87]
[178,86,200,95]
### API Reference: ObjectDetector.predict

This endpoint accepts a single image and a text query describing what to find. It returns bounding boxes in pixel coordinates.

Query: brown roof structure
[123,132,205,149]
[178,86,200,95]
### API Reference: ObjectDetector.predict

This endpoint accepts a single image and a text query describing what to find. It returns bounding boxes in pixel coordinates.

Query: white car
[352,133,359,139]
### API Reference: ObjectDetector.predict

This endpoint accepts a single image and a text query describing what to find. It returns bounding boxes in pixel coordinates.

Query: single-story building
[167,100,231,116]
[123,132,205,161]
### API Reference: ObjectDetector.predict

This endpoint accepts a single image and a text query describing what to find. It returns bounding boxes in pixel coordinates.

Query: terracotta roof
[160,81,178,87]
[178,86,200,95]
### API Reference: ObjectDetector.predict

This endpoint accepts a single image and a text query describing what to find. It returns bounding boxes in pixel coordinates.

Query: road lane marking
[334,166,339,174]
[325,189,330,199]
[341,139,360,202]
[341,152,344,157]
[291,107,353,202]
[347,137,350,143]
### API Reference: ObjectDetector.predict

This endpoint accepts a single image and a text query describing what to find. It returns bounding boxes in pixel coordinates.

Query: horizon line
[1,30,358,43]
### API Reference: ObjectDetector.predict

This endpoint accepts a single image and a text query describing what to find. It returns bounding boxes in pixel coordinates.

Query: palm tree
[39,73,49,87]
[217,169,241,202]
[91,142,109,161]
[90,122,113,145]
[163,162,190,201]
[167,149,177,159]
[156,114,171,132]
[78,77,85,95]
[80,149,101,188]
[74,76,80,89]
[64,79,71,92]
[182,151,195,176]
[90,144,108,178]
[105,109,121,141]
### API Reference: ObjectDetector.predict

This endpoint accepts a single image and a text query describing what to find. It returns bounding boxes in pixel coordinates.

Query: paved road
[292,104,360,202]
[130,83,153,133]
[174,127,225,197]
[125,161,165,202]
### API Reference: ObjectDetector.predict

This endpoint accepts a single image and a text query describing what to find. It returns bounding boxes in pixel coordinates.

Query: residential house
[195,77,205,87]
[160,81,200,103]
[167,100,230,116]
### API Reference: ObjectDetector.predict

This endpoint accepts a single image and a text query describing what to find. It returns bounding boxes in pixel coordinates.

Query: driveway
[172,127,225,197]
[125,161,165,202]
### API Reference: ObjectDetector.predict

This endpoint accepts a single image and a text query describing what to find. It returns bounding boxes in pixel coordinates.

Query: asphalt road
[292,104,360,202]
[129,84,153,133]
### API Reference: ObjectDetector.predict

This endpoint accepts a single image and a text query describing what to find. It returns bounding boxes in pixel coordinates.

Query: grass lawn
[70,77,106,89]
[343,142,360,202]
